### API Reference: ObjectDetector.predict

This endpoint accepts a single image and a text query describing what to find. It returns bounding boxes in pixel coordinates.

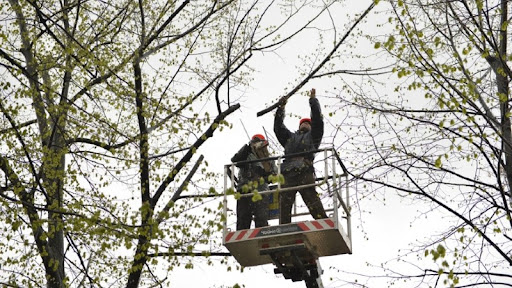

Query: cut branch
[256,1,376,117]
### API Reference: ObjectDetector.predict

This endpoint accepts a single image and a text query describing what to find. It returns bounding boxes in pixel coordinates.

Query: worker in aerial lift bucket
[274,88,328,224]
[231,134,277,230]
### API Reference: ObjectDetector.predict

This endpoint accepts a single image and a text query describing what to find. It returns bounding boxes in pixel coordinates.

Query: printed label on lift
[258,224,302,236]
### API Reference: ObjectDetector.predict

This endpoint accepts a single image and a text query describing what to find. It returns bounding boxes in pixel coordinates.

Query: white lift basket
[222,147,352,278]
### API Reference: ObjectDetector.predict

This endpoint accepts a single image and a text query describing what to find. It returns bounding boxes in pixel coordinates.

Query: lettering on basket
[259,225,300,236]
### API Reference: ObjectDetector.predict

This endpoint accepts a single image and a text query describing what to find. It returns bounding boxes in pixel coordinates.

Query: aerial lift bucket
[222,147,352,287]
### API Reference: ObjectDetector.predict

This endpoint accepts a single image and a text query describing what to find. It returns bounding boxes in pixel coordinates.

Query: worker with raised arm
[231,134,277,230]
[274,88,328,224]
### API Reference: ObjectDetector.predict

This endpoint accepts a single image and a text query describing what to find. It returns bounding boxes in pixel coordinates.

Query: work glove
[278,98,287,109]
[309,88,316,98]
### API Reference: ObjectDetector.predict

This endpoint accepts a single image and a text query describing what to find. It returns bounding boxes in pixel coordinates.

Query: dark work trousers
[236,185,269,230]
[279,171,327,224]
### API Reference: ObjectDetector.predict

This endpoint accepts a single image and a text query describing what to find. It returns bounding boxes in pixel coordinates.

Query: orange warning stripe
[225,228,262,243]
[298,219,334,231]
[225,219,335,243]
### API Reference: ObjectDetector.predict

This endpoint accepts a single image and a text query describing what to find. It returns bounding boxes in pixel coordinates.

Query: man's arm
[309,89,324,148]
[231,144,251,165]
[273,102,292,147]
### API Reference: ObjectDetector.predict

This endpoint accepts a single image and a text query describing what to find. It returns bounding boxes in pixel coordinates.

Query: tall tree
[326,0,512,286]
[0,0,342,287]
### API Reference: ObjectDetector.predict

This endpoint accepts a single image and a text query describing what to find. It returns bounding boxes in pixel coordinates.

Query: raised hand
[309,88,316,98]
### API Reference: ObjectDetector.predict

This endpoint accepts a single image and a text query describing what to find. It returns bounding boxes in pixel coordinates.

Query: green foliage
[426,244,446,262]
[0,0,298,286]
[251,190,262,202]
[434,156,442,168]
[226,187,236,195]
[353,0,512,286]
[268,173,285,185]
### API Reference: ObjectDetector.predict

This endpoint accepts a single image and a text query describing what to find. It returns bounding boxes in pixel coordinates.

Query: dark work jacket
[274,97,324,173]
[231,144,276,189]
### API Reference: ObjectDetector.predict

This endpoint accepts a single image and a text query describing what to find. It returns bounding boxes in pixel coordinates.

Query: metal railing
[222,146,351,241]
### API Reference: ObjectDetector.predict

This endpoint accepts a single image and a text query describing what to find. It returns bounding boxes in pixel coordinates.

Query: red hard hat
[299,118,311,125]
[252,134,265,141]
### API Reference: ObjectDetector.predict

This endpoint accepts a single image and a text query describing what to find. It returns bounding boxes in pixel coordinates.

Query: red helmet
[251,134,265,141]
[299,118,311,126]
